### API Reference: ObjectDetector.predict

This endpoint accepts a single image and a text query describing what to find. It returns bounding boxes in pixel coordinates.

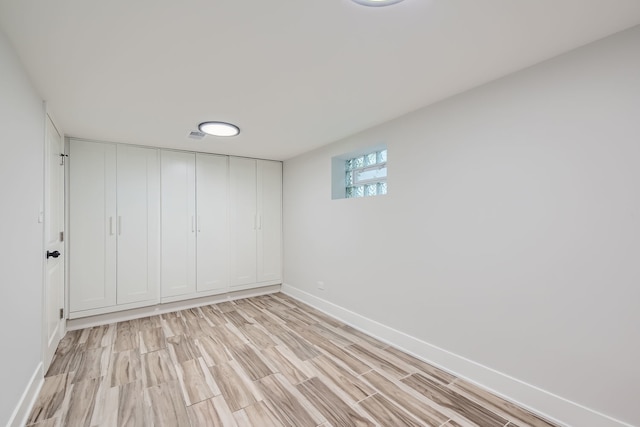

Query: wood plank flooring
[28,293,558,427]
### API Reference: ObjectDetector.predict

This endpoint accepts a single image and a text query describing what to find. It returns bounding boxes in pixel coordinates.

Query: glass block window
[345,149,387,198]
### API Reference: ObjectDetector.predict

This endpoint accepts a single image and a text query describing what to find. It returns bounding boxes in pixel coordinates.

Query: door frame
[42,109,66,372]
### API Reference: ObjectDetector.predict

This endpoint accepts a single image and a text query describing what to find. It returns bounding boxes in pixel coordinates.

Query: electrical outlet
[317,281,325,290]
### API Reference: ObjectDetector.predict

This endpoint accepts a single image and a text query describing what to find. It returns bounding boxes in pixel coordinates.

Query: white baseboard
[6,362,44,427]
[67,284,281,331]
[281,284,633,427]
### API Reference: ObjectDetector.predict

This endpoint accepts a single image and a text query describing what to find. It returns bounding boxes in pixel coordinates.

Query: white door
[43,116,65,370]
[161,151,197,298]
[69,140,117,312]
[196,154,229,293]
[257,160,283,283]
[229,157,257,287]
[117,145,160,304]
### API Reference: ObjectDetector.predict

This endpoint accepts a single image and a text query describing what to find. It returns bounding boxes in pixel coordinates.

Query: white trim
[67,284,280,330]
[161,289,226,304]
[281,284,635,427]
[40,102,48,376]
[228,280,281,293]
[6,363,44,427]
[69,298,160,319]
[69,283,283,319]
[42,110,66,373]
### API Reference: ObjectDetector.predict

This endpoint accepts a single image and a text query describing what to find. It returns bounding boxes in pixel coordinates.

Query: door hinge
[59,308,64,319]
[60,231,64,242]
[59,153,68,166]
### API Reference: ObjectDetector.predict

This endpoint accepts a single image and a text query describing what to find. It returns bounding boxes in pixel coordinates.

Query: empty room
[1,0,639,426]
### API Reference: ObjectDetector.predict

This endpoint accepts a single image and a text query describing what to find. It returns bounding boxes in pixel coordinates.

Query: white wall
[283,25,640,426]
[0,30,45,425]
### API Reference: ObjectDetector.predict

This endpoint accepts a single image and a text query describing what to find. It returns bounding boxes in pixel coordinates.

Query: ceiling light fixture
[351,0,405,6]
[198,121,240,137]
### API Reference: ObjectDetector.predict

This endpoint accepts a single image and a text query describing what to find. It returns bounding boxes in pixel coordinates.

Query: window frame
[344,148,387,199]
[331,144,387,200]
[350,163,387,186]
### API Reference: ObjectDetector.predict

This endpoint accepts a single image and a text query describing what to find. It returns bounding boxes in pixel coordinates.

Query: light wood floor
[27,293,558,427]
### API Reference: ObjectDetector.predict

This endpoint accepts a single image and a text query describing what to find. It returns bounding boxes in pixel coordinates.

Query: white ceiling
[1,0,640,160]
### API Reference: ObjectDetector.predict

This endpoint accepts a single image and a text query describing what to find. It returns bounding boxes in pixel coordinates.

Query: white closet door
[229,157,257,287]
[257,160,283,283]
[196,153,229,293]
[161,151,197,297]
[69,140,117,312]
[117,145,160,305]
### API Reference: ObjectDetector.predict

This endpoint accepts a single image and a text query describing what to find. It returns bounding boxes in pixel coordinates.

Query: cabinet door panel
[161,151,197,297]
[229,157,257,286]
[196,154,229,292]
[69,141,117,312]
[117,145,160,304]
[257,160,283,283]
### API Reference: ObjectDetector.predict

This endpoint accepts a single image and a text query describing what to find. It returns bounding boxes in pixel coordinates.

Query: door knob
[46,250,61,259]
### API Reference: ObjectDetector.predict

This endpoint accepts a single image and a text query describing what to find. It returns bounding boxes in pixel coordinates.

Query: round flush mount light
[198,121,240,137]
[351,0,405,6]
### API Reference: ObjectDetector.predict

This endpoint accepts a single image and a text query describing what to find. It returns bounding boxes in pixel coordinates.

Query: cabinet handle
[109,217,114,235]
[191,216,195,233]
[257,214,262,230]
[197,216,201,232]
[118,216,122,235]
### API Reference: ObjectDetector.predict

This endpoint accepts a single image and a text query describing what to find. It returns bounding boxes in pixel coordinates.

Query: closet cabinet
[160,151,196,298]
[69,140,160,317]
[229,158,282,289]
[160,151,229,300]
[229,157,257,286]
[116,145,160,305]
[257,160,283,283]
[69,140,281,319]
[196,154,229,292]
[69,141,116,313]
